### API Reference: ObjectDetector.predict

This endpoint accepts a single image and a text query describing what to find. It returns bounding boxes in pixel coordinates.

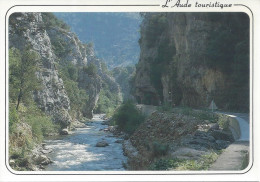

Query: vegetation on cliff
[42,13,121,119]
[9,47,59,170]
[54,12,141,68]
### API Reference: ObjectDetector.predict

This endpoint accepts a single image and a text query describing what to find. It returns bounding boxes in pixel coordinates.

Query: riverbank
[121,107,239,170]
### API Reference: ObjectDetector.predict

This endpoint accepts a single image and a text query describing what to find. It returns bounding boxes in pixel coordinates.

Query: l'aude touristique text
[162,0,233,9]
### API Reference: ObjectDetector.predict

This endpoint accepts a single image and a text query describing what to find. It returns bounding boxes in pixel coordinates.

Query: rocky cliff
[134,13,249,111]
[9,12,121,124]
[9,13,72,127]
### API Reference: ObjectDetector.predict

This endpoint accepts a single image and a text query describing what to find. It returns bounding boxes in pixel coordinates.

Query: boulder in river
[60,128,69,135]
[96,141,109,147]
[34,154,53,165]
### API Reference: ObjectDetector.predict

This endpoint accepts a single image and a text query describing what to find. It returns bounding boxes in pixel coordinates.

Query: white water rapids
[44,114,127,171]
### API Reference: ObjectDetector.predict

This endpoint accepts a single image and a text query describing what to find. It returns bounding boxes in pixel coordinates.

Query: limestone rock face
[9,13,72,127]
[47,25,121,119]
[9,12,121,122]
[47,27,88,66]
[168,13,226,107]
[134,13,247,109]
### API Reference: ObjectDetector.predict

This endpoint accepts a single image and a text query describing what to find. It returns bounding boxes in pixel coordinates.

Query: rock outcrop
[134,13,249,111]
[9,13,72,127]
[9,12,122,121]
[47,24,121,118]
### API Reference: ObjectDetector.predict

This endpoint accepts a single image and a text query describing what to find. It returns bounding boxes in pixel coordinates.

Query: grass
[149,152,219,170]
[174,106,218,123]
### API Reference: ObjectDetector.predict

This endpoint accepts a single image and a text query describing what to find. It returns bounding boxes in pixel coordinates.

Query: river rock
[122,140,138,158]
[60,128,69,135]
[34,154,52,165]
[41,148,53,154]
[215,140,230,149]
[211,130,234,142]
[115,139,124,144]
[208,123,219,131]
[9,159,15,166]
[96,141,109,147]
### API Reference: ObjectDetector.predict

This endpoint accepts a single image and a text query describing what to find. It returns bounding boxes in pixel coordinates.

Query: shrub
[152,141,169,157]
[94,88,121,115]
[24,104,58,142]
[113,100,145,134]
[9,105,19,133]
[149,152,218,170]
[218,115,230,130]
[149,158,183,170]
[83,63,97,76]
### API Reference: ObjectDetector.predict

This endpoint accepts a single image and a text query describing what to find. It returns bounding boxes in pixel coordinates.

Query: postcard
[0,0,259,181]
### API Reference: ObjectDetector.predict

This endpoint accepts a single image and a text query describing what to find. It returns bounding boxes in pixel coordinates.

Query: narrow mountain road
[209,112,250,171]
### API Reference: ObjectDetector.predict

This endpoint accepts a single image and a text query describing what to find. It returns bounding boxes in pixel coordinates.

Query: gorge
[8,12,249,171]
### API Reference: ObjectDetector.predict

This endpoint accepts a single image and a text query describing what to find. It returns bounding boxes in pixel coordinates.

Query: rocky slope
[133,13,249,111]
[123,109,234,170]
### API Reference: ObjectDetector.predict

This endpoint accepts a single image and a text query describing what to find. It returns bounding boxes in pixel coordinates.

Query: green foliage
[94,88,120,115]
[51,37,72,58]
[9,105,19,133]
[112,66,135,100]
[218,115,230,130]
[149,158,184,170]
[83,63,98,76]
[61,72,88,113]
[67,63,78,81]
[42,13,70,30]
[9,102,59,170]
[149,152,218,170]
[25,105,58,141]
[113,100,145,134]
[54,12,141,69]
[144,14,168,48]
[157,102,172,112]
[9,47,40,110]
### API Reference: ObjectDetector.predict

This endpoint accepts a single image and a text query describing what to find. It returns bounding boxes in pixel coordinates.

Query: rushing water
[44,114,127,171]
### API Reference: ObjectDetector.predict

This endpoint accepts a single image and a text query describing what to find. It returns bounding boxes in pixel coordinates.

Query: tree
[9,47,40,110]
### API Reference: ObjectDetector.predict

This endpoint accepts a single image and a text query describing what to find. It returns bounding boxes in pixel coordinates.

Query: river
[43,114,127,171]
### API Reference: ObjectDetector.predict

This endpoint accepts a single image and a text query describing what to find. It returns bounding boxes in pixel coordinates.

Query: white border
[1,0,259,181]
